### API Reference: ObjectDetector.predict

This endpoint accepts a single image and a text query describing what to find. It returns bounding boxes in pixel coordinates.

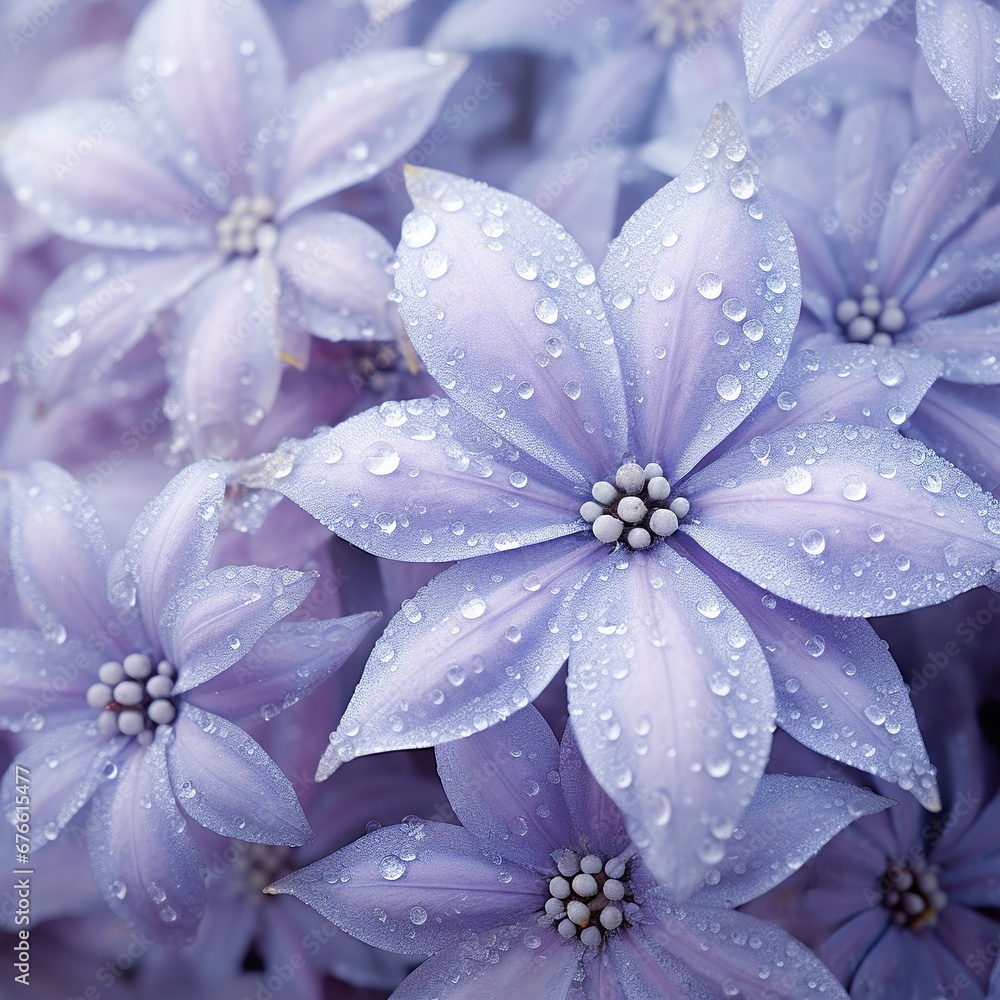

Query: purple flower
[0,460,377,943]
[740,0,1000,152]
[267,704,888,998]
[746,674,1000,997]
[763,95,1000,489]
[245,102,1000,896]
[2,0,466,458]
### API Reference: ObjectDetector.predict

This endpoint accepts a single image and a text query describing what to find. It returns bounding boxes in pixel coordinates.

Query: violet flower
[247,103,1000,896]
[0,460,377,943]
[267,704,889,998]
[2,0,466,458]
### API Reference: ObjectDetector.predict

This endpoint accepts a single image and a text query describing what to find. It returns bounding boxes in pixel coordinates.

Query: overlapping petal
[268,822,541,955]
[164,705,310,844]
[740,0,892,98]
[240,397,585,562]
[124,0,287,207]
[163,566,316,693]
[682,423,1000,616]
[567,544,775,898]
[435,703,573,870]
[317,536,601,779]
[598,102,800,479]
[2,100,209,251]
[397,166,627,483]
[86,739,206,946]
[275,51,468,219]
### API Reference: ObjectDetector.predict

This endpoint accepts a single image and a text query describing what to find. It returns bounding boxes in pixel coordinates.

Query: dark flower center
[86,653,177,746]
[582,462,689,550]
[542,849,634,948]
[232,841,294,894]
[216,195,277,257]
[835,284,906,346]
[879,857,948,930]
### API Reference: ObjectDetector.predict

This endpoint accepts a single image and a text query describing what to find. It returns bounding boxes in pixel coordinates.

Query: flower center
[216,195,277,257]
[880,857,948,930]
[542,850,634,948]
[232,841,294,894]
[582,462,688,550]
[639,0,730,47]
[86,653,177,746]
[835,284,906,347]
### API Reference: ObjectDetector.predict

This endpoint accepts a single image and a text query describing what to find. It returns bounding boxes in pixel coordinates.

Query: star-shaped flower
[268,703,889,998]
[2,0,466,457]
[0,460,377,943]
[247,103,1000,897]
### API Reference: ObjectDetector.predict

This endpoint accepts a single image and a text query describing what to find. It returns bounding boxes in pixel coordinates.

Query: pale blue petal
[679,540,940,808]
[623,898,849,998]
[164,565,316,693]
[186,612,379,724]
[435,704,573,870]
[682,423,1000,616]
[908,303,1000,384]
[397,166,627,483]
[598,103,799,479]
[3,721,127,849]
[164,704,310,844]
[112,461,228,652]
[240,398,585,562]
[916,0,1000,152]
[317,536,601,779]
[689,774,892,908]
[17,250,218,408]
[276,212,397,344]
[86,739,205,946]
[268,822,541,955]
[165,255,283,460]
[1,101,209,251]
[8,463,135,655]
[741,0,893,98]
[275,51,467,219]
[567,545,775,899]
[125,0,287,207]
[724,344,942,451]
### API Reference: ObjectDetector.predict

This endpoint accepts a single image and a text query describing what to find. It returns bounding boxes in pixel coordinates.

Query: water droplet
[722,298,747,322]
[716,374,742,401]
[401,214,436,248]
[509,471,528,488]
[697,597,722,619]
[650,273,675,300]
[409,905,428,925]
[422,250,448,279]
[804,635,825,657]
[783,466,812,495]
[363,442,400,475]
[841,475,867,501]
[379,855,406,880]
[563,380,582,400]
[534,299,559,324]
[696,272,723,299]
[460,597,486,619]
[801,529,826,555]
[514,257,538,280]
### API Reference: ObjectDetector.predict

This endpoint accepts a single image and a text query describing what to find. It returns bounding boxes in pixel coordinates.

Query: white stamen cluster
[85,653,177,746]
[216,194,278,256]
[881,857,948,930]
[543,850,631,948]
[581,462,689,550]
[639,0,730,47]
[835,283,906,347]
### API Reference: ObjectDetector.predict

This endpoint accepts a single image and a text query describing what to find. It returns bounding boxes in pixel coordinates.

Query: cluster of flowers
[2,0,1000,998]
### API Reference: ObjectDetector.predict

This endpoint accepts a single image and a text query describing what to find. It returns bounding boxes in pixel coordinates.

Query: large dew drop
[363,442,400,475]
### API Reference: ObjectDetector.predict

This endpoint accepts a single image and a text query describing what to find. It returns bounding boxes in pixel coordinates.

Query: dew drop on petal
[783,466,812,495]
[841,474,867,501]
[401,214,436,248]
[362,442,400,475]
[696,272,723,299]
